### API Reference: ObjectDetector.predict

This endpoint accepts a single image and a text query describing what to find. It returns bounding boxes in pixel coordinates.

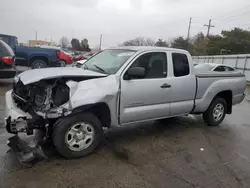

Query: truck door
[119,51,171,124]
[167,52,196,116]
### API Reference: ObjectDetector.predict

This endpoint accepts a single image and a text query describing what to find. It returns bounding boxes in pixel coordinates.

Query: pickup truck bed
[194,71,245,113]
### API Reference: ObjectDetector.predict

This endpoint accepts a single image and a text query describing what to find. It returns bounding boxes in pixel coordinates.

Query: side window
[214,66,225,72]
[129,52,167,79]
[225,66,234,71]
[172,53,190,77]
[0,36,9,44]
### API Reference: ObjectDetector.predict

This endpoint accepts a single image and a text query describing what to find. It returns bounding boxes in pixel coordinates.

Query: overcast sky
[1,0,250,48]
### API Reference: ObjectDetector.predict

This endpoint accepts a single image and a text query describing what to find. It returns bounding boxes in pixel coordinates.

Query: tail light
[1,56,13,65]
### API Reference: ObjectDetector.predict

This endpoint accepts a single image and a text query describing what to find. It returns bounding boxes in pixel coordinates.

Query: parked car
[57,50,73,66]
[38,46,73,66]
[195,63,235,72]
[193,62,198,66]
[0,40,16,78]
[72,59,87,68]
[5,47,246,163]
[73,54,86,62]
[0,34,72,69]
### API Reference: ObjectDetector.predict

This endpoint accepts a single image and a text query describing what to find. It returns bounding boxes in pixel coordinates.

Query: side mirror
[125,67,146,80]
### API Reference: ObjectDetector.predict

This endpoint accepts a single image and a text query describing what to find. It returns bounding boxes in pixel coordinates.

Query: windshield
[83,49,135,74]
[195,63,215,71]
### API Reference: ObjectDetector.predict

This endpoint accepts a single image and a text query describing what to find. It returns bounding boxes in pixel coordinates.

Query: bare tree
[60,36,69,48]
[122,37,155,46]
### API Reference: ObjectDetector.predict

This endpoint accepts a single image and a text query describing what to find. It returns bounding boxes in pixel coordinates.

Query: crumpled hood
[16,67,107,85]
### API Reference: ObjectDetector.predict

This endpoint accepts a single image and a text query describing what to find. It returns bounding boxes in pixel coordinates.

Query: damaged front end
[5,67,117,165]
[5,78,73,165]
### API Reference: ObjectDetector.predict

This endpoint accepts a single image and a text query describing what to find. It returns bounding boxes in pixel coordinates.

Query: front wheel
[52,113,103,159]
[203,97,227,126]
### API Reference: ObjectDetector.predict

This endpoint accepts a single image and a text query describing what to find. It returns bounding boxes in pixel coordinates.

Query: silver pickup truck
[5,47,246,160]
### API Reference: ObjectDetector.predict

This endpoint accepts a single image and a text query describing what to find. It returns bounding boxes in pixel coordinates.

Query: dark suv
[0,40,16,78]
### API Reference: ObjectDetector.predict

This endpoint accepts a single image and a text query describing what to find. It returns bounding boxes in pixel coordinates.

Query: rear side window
[0,36,9,44]
[0,40,14,57]
[225,66,234,71]
[214,66,225,72]
[172,53,190,77]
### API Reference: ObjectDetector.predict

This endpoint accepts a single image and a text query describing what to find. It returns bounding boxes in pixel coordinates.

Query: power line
[215,11,250,30]
[204,19,215,36]
[223,11,250,24]
[213,4,250,21]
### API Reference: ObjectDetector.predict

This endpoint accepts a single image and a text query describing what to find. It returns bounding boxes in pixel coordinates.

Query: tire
[52,113,103,159]
[30,59,47,69]
[202,97,227,126]
[59,60,66,67]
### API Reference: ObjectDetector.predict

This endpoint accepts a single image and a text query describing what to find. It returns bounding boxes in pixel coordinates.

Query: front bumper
[5,90,31,134]
[0,69,16,79]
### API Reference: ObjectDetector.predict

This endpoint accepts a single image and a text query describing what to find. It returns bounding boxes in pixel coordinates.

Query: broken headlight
[52,83,70,106]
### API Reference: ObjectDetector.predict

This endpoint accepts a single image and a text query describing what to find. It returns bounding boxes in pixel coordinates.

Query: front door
[120,52,171,124]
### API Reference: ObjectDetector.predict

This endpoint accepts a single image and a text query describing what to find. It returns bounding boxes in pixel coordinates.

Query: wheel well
[216,90,232,114]
[29,56,49,66]
[72,103,111,128]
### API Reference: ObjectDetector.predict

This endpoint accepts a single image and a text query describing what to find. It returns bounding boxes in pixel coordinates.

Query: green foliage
[194,28,250,55]
[121,28,250,55]
[171,37,189,50]
[71,38,81,51]
[71,38,91,51]
[192,32,208,55]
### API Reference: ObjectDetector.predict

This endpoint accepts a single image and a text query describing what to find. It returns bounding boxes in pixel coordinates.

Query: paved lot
[0,79,250,188]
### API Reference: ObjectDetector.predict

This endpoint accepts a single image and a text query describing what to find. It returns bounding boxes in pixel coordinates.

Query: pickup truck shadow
[101,115,205,162]
[1,115,206,169]
[40,115,206,162]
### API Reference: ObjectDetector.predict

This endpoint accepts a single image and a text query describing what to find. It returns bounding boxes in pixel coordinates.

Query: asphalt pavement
[0,79,250,188]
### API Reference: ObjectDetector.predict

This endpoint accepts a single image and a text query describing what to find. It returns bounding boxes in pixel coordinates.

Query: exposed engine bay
[13,78,70,116]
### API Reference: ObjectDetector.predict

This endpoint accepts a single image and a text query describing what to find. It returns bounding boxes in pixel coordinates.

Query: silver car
[195,63,235,72]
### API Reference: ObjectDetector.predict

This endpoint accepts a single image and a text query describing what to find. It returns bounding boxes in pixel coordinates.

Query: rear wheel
[30,59,47,69]
[203,97,227,126]
[59,60,66,67]
[52,113,103,159]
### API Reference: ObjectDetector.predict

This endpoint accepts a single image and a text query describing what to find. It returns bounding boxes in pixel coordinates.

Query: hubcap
[33,61,46,69]
[213,103,224,121]
[65,122,95,151]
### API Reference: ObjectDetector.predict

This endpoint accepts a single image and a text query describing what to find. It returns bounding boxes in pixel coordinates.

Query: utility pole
[204,19,215,37]
[99,34,103,51]
[35,31,38,40]
[187,17,192,41]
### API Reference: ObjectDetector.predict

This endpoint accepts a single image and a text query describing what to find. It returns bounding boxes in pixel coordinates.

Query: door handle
[161,83,171,88]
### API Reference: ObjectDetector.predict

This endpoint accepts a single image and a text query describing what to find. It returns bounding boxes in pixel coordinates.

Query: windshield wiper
[93,65,108,74]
